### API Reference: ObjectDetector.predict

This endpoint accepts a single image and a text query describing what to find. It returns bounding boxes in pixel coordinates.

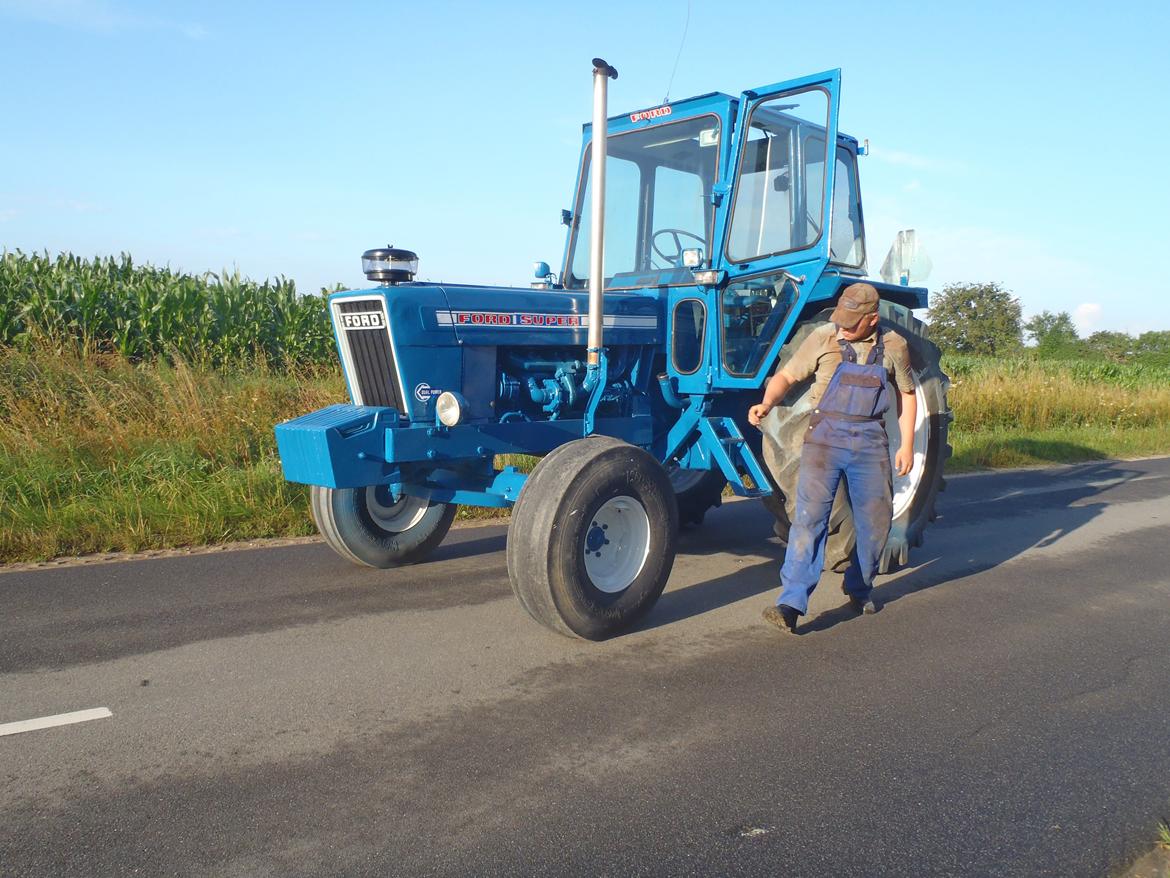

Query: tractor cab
[563,71,871,391]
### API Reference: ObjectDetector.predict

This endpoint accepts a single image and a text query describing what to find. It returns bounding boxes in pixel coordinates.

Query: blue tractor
[275,61,950,640]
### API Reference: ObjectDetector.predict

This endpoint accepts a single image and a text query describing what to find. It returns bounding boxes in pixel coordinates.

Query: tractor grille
[334,298,406,413]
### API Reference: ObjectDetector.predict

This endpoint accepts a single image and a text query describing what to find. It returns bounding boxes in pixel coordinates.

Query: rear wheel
[669,466,726,527]
[507,436,678,640]
[760,304,951,573]
[310,484,457,568]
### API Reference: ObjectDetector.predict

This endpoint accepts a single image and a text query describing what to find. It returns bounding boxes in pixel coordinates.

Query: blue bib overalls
[777,329,894,615]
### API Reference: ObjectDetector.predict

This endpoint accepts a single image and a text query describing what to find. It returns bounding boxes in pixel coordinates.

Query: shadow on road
[647,459,1149,636]
[801,459,1147,634]
[640,557,782,631]
[430,531,507,562]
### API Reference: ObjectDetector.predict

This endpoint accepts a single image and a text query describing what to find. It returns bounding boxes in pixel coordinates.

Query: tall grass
[944,354,1170,392]
[2,344,1167,562]
[0,250,335,368]
[943,355,1170,470]
[0,345,345,562]
[944,356,1170,432]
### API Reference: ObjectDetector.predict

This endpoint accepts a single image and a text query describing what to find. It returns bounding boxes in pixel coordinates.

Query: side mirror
[880,230,933,286]
[533,261,552,280]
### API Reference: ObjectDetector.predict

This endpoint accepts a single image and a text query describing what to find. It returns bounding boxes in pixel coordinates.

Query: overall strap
[836,335,857,364]
[866,327,884,366]
[836,327,884,366]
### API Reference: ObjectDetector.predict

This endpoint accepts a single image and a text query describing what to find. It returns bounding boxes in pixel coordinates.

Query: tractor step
[697,417,772,498]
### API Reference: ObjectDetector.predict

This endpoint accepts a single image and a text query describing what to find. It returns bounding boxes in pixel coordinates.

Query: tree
[1023,310,1081,357]
[1084,330,1134,362]
[1134,330,1170,367]
[927,282,1022,356]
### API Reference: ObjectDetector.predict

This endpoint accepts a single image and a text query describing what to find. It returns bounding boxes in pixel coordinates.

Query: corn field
[0,250,336,369]
[943,354,1170,390]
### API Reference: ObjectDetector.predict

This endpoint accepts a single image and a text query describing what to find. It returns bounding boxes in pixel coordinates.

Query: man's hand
[749,371,794,428]
[895,388,917,477]
[894,445,914,477]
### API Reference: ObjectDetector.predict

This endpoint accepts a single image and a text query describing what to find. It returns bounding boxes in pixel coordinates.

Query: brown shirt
[778,323,916,406]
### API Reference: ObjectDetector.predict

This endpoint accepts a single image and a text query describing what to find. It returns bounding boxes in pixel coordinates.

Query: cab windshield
[566,115,721,290]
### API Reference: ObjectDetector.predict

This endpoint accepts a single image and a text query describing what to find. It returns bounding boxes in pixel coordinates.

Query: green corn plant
[0,250,338,371]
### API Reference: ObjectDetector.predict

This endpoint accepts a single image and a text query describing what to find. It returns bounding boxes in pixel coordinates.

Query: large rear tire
[669,467,726,527]
[507,436,678,640]
[310,485,457,568]
[759,304,951,574]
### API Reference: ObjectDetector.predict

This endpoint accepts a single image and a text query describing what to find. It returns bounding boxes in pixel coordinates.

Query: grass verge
[948,426,1170,472]
[2,348,1169,564]
[0,349,342,562]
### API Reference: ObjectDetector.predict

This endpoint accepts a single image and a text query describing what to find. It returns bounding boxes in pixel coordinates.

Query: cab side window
[830,148,865,267]
[671,298,707,374]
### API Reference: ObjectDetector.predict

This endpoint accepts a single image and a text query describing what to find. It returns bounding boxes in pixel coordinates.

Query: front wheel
[506,436,678,640]
[310,485,457,568]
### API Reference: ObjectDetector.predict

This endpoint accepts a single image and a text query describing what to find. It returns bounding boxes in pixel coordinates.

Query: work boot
[849,596,879,615]
[762,604,800,634]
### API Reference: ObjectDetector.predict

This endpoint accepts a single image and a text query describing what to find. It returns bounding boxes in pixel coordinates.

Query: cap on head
[830,282,880,329]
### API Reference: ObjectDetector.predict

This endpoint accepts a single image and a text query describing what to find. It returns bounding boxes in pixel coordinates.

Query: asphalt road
[2,457,1169,877]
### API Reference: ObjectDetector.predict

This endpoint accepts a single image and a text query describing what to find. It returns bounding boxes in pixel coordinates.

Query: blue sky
[2,0,1168,334]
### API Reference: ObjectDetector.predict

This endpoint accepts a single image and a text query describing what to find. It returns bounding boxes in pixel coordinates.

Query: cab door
[709,69,842,389]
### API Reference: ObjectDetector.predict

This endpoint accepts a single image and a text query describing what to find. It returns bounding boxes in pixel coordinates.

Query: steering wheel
[651,228,706,269]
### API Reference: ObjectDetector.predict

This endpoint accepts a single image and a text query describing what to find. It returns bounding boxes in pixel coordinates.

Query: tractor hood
[414,282,662,346]
[326,283,663,421]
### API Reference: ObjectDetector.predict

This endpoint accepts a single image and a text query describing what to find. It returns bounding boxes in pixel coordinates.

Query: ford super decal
[630,106,672,123]
[435,310,656,329]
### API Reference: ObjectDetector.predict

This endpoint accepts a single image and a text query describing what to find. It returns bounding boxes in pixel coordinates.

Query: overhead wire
[661,0,692,105]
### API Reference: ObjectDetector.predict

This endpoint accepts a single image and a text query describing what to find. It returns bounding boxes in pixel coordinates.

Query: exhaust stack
[587,58,618,367]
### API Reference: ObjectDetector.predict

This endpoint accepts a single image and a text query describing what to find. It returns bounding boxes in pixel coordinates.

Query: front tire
[507,436,678,640]
[310,485,457,568]
[760,304,951,574]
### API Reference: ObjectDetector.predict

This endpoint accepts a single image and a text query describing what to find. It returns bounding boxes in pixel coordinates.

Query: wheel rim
[885,375,931,519]
[365,486,429,533]
[582,495,651,594]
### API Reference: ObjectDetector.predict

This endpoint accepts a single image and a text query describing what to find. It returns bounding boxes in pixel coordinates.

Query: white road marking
[0,707,112,737]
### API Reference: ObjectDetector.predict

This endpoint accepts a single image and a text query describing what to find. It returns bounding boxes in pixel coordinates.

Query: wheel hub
[582,496,651,594]
[366,486,429,533]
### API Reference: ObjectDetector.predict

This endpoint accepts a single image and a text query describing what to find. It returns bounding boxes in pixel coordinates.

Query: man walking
[747,283,917,634]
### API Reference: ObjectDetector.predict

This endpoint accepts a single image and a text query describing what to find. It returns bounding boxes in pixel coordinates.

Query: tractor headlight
[362,247,418,284]
[691,268,725,286]
[682,247,703,268]
[435,391,466,427]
